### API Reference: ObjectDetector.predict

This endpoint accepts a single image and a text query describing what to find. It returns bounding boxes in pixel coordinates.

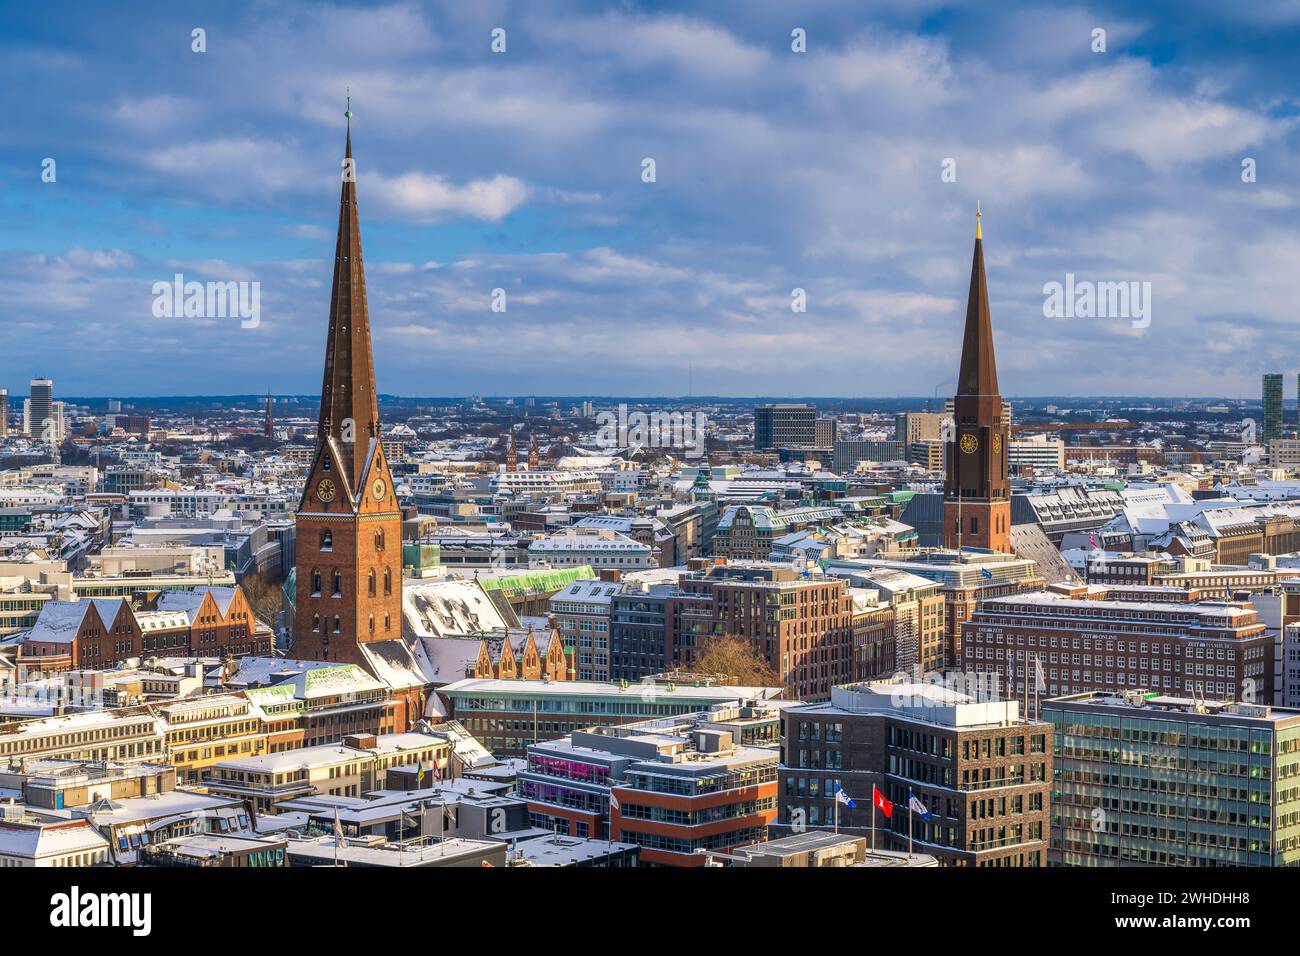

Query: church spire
[943,206,1011,560]
[956,203,998,398]
[316,96,379,491]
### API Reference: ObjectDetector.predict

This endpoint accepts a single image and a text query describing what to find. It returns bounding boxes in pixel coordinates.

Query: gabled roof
[157,586,238,622]
[360,635,439,689]
[26,598,127,645]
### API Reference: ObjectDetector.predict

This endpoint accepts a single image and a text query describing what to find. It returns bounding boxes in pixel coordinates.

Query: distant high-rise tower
[1263,373,1284,444]
[943,207,1010,554]
[290,112,402,667]
[265,393,274,438]
[26,378,58,442]
[0,388,8,437]
[528,433,539,469]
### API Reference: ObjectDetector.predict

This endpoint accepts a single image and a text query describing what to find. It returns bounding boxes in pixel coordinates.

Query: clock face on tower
[372,478,387,501]
[959,433,979,455]
[316,478,337,503]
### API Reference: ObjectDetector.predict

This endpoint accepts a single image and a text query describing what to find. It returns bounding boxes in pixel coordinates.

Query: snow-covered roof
[403,579,511,639]
[0,821,109,860]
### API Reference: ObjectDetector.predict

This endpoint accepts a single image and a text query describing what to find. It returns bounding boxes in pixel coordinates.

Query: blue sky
[2,0,1299,398]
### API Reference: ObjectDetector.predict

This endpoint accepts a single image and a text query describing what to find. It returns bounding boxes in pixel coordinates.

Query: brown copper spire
[316,97,380,491]
[956,203,999,398]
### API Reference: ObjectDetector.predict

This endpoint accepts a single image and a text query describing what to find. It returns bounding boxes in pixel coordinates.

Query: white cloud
[366,170,529,222]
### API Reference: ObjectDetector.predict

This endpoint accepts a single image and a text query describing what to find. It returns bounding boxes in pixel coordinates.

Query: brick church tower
[291,112,403,665]
[943,207,1011,553]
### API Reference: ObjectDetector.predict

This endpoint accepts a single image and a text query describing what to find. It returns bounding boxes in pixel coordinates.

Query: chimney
[598,568,622,583]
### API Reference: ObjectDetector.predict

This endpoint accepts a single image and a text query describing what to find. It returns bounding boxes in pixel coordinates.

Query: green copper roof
[480,566,595,596]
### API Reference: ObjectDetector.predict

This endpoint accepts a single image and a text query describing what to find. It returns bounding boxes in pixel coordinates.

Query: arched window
[312,614,320,633]
[332,615,341,634]
[374,530,385,551]
[368,569,376,597]
[311,568,322,596]
[384,612,391,632]
[332,571,342,596]
[368,615,375,636]
[383,567,392,595]
[320,530,333,551]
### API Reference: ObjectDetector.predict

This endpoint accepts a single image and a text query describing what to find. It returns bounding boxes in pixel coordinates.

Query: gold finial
[345,87,352,121]
[975,200,982,240]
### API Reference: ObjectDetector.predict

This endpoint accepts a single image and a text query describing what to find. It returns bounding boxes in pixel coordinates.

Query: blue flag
[981,566,993,579]
[908,790,931,821]
[834,786,856,809]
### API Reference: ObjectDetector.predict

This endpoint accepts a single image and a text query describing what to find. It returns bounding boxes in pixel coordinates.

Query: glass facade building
[1045,691,1300,866]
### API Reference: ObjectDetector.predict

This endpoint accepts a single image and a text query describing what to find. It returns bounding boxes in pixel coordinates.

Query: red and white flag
[872,785,894,818]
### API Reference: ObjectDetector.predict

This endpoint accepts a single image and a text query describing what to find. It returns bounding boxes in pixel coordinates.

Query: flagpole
[870,798,875,852]
[834,792,839,835]
[908,791,913,858]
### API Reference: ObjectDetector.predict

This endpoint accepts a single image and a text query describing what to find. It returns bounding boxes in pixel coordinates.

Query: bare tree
[693,636,781,688]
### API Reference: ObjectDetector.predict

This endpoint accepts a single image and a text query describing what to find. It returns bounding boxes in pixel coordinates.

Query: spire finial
[975,200,982,240]
[345,87,352,122]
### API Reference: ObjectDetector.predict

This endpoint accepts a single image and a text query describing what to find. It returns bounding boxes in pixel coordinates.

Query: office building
[778,679,1052,866]
[962,589,1272,712]
[825,551,1044,668]
[1008,435,1065,472]
[713,504,845,560]
[667,562,852,700]
[894,411,945,445]
[437,677,784,757]
[518,702,781,864]
[1263,373,1284,444]
[549,579,618,681]
[834,440,907,473]
[610,583,671,682]
[754,404,816,450]
[1045,690,1300,866]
